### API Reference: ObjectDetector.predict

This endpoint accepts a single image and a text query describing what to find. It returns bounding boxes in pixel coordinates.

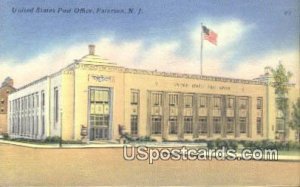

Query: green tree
[270,63,292,96]
[289,98,300,142]
[269,63,292,141]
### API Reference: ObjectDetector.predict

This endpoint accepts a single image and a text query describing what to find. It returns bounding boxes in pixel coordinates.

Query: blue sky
[0,0,299,86]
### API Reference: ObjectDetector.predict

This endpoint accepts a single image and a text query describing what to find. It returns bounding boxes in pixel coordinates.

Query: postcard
[0,0,299,186]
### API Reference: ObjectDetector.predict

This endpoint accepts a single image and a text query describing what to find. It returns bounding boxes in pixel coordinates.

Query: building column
[235,97,240,138]
[162,92,169,140]
[208,95,213,138]
[178,93,184,140]
[193,94,199,139]
[221,95,227,138]
[146,91,151,136]
[248,97,252,138]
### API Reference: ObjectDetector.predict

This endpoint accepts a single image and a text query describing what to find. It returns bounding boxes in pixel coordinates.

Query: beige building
[0,77,16,134]
[7,45,299,142]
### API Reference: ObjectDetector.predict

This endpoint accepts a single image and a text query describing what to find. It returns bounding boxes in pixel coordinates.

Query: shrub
[227,140,238,150]
[62,140,83,144]
[194,139,208,143]
[43,136,62,143]
[2,133,9,140]
[135,136,156,142]
[286,141,300,150]
[206,140,215,149]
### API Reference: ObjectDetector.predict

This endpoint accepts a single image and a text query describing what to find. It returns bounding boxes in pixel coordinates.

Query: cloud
[190,19,254,54]
[0,19,298,89]
[228,50,299,85]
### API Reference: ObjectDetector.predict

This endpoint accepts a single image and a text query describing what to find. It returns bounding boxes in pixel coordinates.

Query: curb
[1,140,299,161]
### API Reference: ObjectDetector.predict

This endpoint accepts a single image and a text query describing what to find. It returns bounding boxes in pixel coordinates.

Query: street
[0,143,299,186]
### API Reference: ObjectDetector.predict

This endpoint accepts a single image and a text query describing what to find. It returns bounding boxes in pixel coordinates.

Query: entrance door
[89,88,111,140]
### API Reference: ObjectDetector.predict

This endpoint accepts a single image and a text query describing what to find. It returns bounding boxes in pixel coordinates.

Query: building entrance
[89,88,111,140]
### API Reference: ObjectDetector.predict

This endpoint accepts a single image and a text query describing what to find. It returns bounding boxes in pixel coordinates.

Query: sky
[0,0,299,87]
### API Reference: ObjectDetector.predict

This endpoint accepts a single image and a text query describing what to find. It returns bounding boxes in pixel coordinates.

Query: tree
[270,63,292,96]
[269,63,292,141]
[289,98,300,142]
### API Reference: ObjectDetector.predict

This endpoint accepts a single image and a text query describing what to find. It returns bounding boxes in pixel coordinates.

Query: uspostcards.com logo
[123,146,278,164]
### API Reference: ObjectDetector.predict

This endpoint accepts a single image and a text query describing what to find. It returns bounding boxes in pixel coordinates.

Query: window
[199,96,207,108]
[198,117,207,134]
[131,90,139,105]
[184,117,193,134]
[227,98,234,109]
[169,94,178,106]
[214,97,221,109]
[41,91,45,107]
[169,117,177,134]
[0,107,4,113]
[32,94,35,108]
[184,95,193,108]
[240,99,247,110]
[28,95,31,109]
[41,114,45,136]
[6,90,10,94]
[54,87,59,123]
[276,118,284,132]
[151,116,161,134]
[257,117,262,134]
[257,98,262,109]
[152,93,162,106]
[93,90,109,104]
[226,118,234,133]
[0,98,4,104]
[131,115,138,135]
[36,116,39,135]
[240,117,247,133]
[36,93,39,108]
[213,117,221,134]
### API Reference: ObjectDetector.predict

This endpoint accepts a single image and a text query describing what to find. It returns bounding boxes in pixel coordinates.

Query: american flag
[202,25,218,45]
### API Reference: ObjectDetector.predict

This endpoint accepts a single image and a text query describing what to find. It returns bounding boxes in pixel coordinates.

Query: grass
[278,150,300,156]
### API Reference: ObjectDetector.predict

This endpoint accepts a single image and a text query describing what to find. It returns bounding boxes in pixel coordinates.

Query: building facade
[0,77,16,134]
[7,45,299,142]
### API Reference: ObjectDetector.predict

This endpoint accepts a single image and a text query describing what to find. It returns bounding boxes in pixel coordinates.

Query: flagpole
[200,23,203,76]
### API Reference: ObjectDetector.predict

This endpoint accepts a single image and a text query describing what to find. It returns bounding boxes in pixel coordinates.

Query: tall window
[131,90,139,105]
[184,117,193,134]
[41,115,45,135]
[32,94,35,108]
[151,116,161,134]
[54,87,59,123]
[257,97,262,109]
[226,118,234,134]
[240,117,247,133]
[36,93,39,108]
[240,99,247,110]
[214,97,221,109]
[199,96,207,108]
[28,96,31,109]
[227,98,234,109]
[198,117,207,134]
[131,115,138,135]
[257,117,262,134]
[169,117,177,134]
[276,118,284,132]
[184,95,193,108]
[213,117,221,134]
[152,93,162,106]
[169,94,178,106]
[41,91,45,108]
[41,91,45,135]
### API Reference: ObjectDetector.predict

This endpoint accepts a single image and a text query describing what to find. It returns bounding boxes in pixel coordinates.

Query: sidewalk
[0,139,205,148]
[1,139,299,161]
